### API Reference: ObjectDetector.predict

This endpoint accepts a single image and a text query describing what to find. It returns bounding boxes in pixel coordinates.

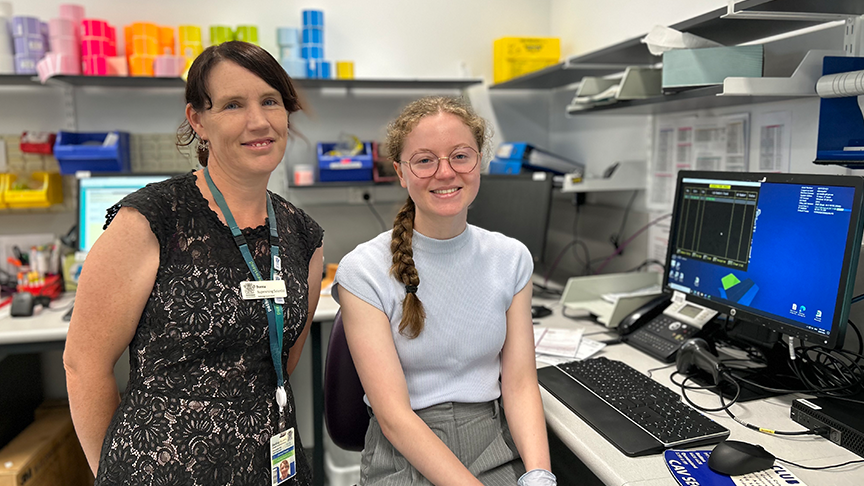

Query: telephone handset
[620,292,718,363]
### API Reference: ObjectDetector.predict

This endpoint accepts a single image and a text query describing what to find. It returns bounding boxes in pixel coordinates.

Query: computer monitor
[663,171,864,349]
[77,173,176,252]
[467,173,553,262]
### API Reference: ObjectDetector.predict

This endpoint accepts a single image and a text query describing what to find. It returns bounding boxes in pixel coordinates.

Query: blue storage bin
[53,131,131,174]
[489,158,522,175]
[317,141,373,182]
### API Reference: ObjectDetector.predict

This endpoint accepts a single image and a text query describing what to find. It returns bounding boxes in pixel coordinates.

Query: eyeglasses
[399,146,480,179]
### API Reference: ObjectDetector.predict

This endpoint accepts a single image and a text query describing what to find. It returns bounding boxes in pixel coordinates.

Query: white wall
[550,0,728,58]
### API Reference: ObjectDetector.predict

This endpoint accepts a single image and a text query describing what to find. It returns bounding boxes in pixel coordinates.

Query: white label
[496,143,514,158]
[797,399,821,410]
[240,280,288,300]
[672,290,686,303]
[102,131,119,147]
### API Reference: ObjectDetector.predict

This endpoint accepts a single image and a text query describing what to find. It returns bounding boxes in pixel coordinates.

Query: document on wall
[756,111,792,173]
[692,113,749,172]
[649,117,698,211]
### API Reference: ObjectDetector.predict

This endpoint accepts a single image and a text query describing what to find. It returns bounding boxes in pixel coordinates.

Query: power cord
[362,193,387,232]
[609,190,638,253]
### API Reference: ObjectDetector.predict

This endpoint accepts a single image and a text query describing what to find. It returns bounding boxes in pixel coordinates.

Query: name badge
[270,427,296,484]
[240,280,288,300]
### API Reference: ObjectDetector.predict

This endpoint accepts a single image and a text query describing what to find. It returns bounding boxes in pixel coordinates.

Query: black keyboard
[538,357,729,457]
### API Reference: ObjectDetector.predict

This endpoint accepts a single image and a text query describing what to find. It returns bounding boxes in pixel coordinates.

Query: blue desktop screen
[666,177,856,338]
[77,174,172,252]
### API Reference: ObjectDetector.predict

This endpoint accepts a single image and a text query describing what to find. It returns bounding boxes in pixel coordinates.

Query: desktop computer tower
[790,394,864,458]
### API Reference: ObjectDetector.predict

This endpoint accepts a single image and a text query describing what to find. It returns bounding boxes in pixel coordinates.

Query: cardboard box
[0,406,94,486]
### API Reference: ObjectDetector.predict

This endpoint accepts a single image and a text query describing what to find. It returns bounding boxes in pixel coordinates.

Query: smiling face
[186,60,289,178]
[395,112,481,237]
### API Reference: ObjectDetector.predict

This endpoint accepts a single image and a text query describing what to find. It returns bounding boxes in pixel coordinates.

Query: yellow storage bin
[0,174,8,209]
[3,172,64,208]
[493,37,560,84]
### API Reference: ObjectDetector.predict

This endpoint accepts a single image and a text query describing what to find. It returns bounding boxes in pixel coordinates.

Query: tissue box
[662,45,764,90]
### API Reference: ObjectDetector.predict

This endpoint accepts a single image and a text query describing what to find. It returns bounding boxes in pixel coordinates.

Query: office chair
[324,310,369,452]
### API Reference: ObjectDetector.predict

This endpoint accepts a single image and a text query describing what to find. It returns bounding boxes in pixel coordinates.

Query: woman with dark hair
[332,96,555,485]
[65,41,322,485]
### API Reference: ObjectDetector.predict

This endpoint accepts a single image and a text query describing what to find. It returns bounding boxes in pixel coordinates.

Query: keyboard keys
[547,357,729,449]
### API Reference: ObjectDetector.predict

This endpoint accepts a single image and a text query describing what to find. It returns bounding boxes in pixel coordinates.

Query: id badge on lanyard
[203,168,291,435]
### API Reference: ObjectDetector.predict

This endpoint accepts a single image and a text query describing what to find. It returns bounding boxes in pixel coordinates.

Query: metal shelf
[29,75,483,90]
[566,85,809,116]
[490,0,864,90]
[0,75,42,86]
[289,180,397,189]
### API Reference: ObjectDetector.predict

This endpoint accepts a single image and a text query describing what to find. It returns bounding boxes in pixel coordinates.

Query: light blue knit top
[332,224,533,410]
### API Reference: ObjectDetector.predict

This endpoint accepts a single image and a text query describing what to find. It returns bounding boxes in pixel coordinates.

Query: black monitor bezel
[663,170,864,348]
[467,173,554,263]
[76,172,180,252]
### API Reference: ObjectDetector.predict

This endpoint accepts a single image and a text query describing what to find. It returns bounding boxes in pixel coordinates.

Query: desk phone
[625,292,717,362]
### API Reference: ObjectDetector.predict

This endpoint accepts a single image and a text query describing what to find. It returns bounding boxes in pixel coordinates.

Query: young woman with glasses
[332,96,555,485]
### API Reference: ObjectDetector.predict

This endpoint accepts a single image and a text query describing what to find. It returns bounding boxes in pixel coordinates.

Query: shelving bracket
[62,85,77,132]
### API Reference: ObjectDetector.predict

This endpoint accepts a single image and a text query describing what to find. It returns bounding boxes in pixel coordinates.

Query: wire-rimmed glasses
[399,146,480,179]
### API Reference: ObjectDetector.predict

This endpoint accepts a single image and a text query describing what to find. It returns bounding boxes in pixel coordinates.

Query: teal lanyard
[203,168,288,427]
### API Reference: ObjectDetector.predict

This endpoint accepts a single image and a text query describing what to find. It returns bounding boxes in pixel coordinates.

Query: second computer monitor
[77,173,176,253]
[467,173,553,262]
[663,171,864,349]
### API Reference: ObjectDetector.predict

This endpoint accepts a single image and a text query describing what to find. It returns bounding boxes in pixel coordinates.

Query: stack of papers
[534,327,606,365]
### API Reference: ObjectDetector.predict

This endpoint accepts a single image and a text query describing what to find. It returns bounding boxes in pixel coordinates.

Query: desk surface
[534,298,863,486]
[4,289,862,484]
[0,292,340,346]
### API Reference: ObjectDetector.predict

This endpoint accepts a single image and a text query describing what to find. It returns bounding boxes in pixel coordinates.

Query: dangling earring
[198,139,209,152]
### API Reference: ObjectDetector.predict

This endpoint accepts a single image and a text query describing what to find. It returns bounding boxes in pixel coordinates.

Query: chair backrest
[324,310,369,452]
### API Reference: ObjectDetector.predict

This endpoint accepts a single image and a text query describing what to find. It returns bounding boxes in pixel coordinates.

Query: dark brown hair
[176,41,302,166]
[386,96,489,338]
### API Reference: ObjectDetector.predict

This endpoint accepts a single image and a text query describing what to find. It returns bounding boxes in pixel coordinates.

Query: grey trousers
[359,400,525,485]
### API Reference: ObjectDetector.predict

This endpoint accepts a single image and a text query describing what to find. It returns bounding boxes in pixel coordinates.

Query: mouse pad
[664,450,806,486]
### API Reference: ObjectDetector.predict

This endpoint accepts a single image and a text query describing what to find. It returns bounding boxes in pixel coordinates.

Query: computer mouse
[531,305,553,319]
[708,440,775,476]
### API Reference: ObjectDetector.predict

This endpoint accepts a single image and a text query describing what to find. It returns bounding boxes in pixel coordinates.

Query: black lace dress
[93,172,323,486]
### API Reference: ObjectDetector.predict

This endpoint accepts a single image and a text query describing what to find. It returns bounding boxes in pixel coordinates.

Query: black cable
[623,259,665,273]
[610,190,638,251]
[645,363,675,378]
[672,370,824,435]
[776,457,864,470]
[363,197,387,232]
[532,282,562,298]
[849,319,863,360]
[542,238,592,286]
[852,293,864,304]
